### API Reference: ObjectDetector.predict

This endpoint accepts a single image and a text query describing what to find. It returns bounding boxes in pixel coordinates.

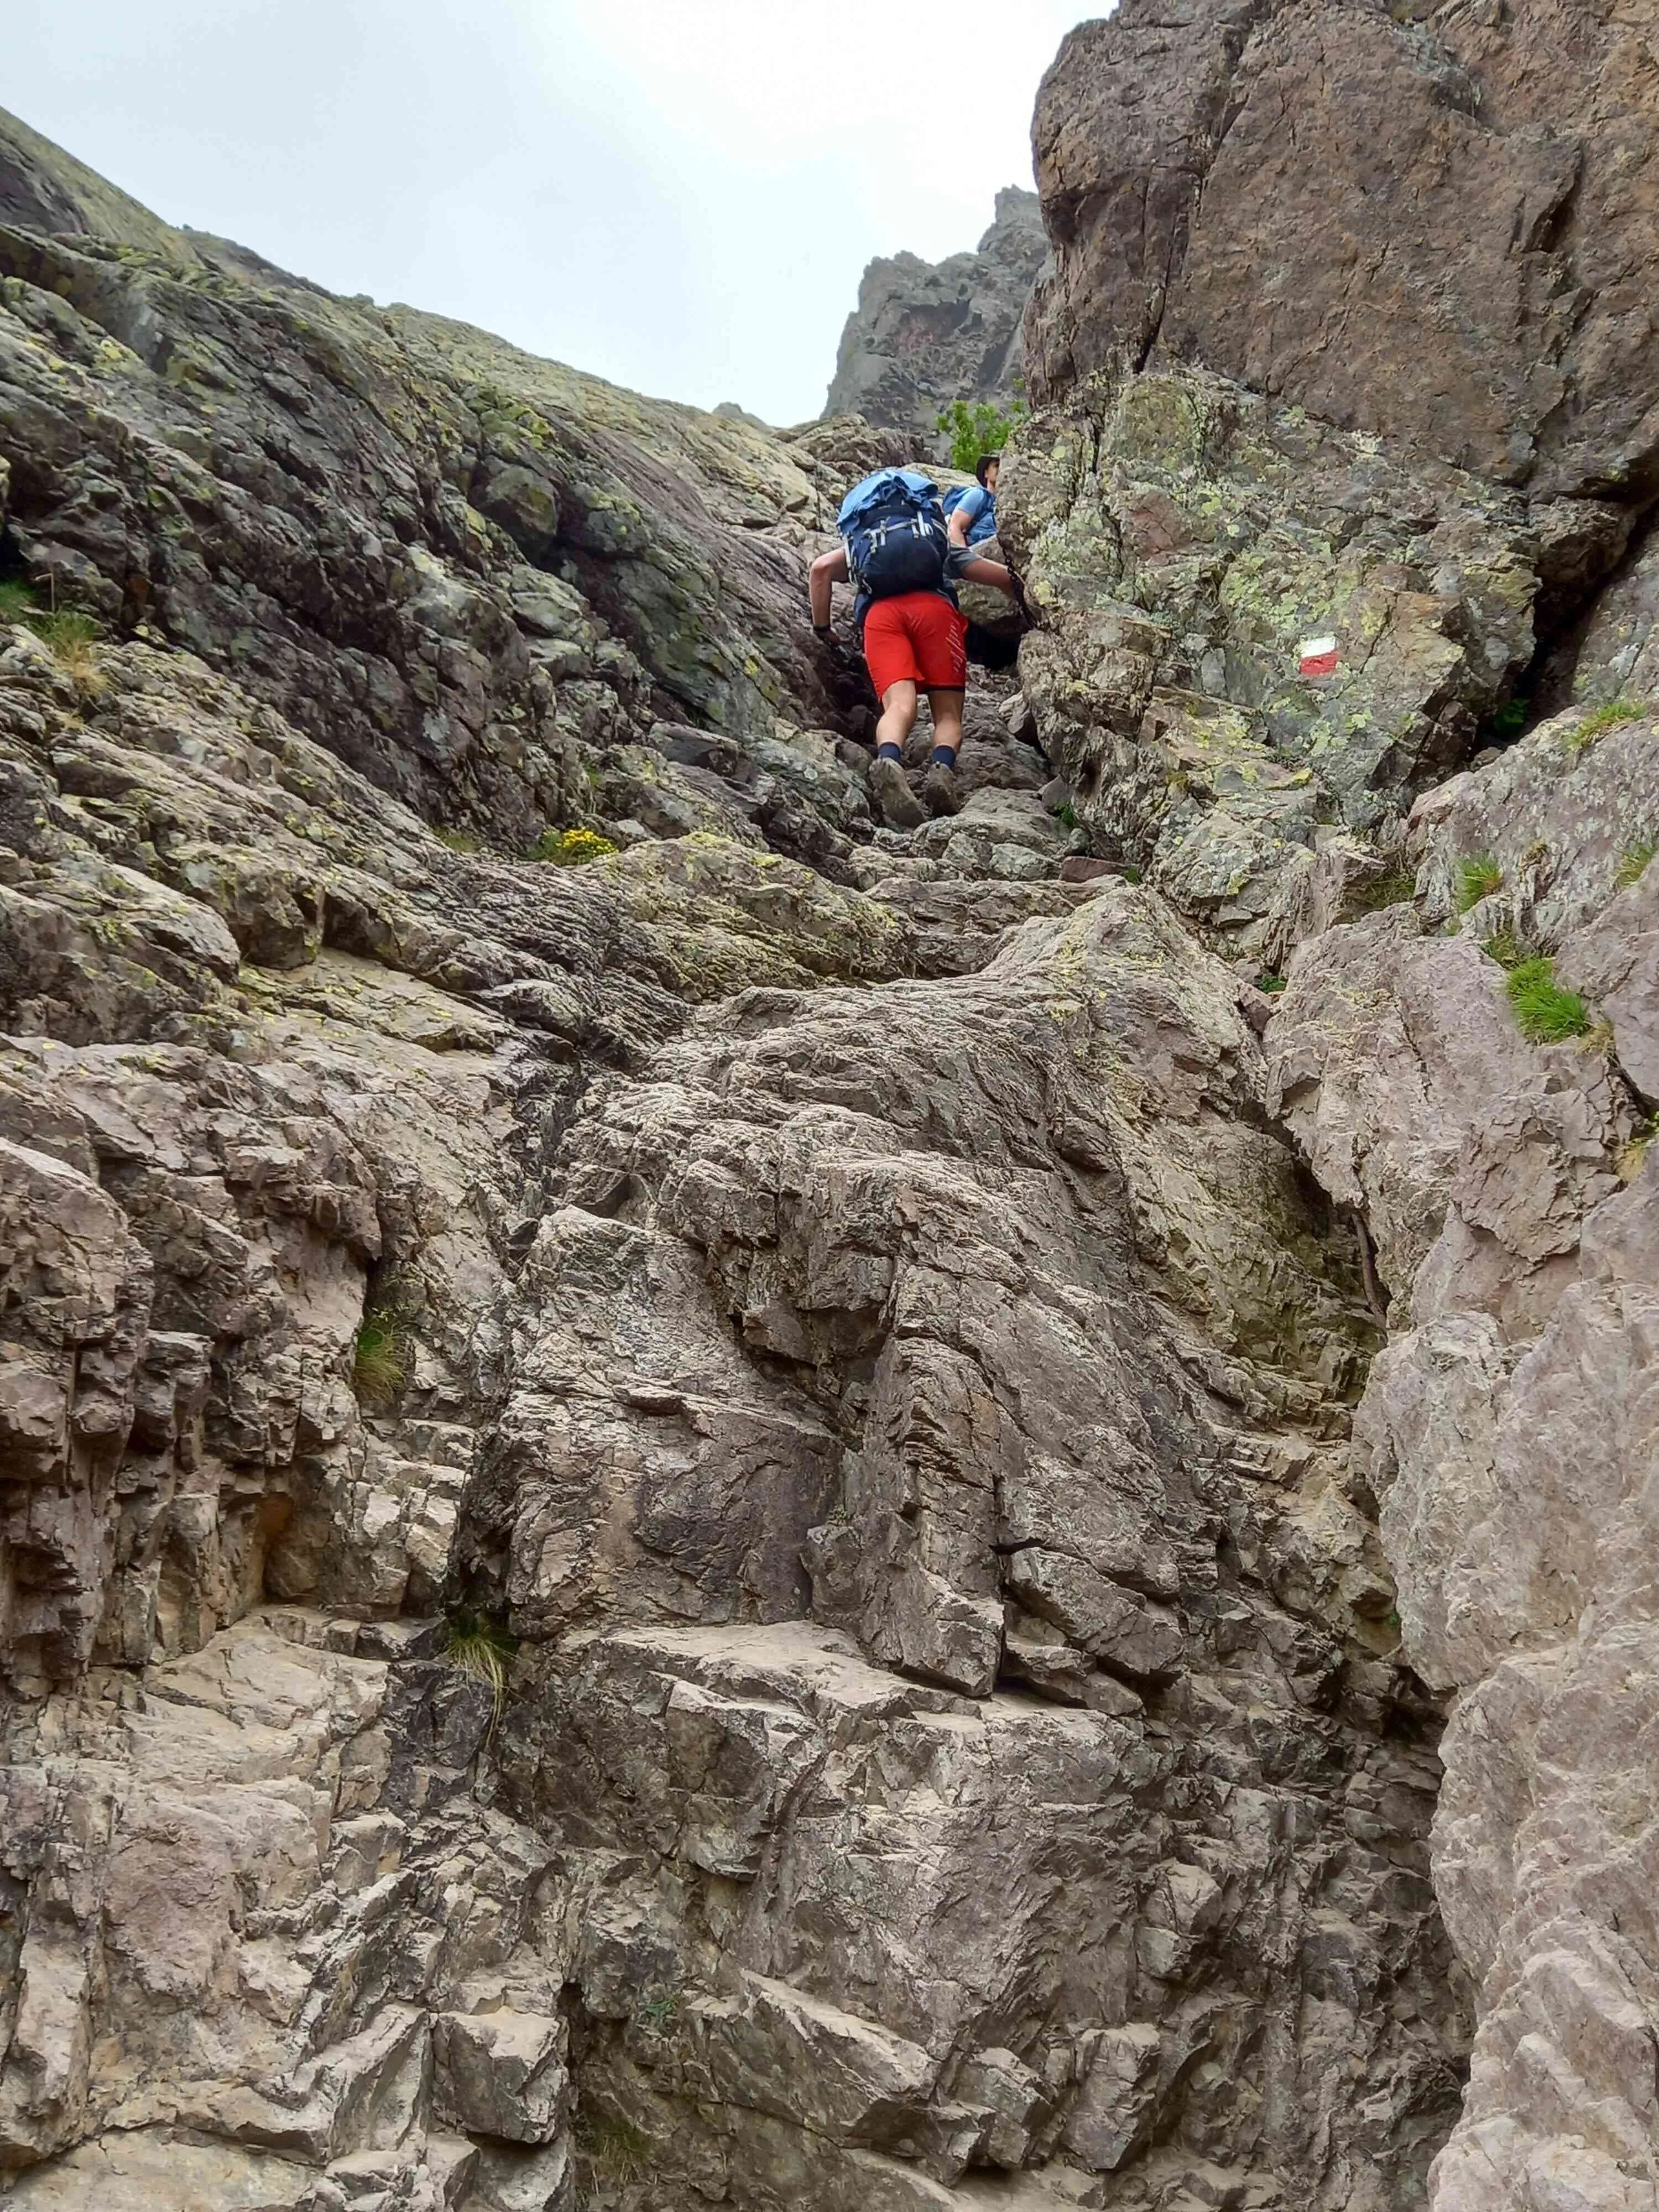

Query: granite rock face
[1260,713,1659,2212]
[824,189,1048,444]
[1024,0,1659,499]
[4,30,1659,2212]
[1001,9,1659,2209]
[1000,362,1535,936]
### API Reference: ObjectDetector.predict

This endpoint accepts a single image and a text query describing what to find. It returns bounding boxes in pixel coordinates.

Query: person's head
[975,454,1001,491]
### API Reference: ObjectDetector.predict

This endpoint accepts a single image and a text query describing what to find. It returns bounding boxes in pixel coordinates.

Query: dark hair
[975,453,1000,487]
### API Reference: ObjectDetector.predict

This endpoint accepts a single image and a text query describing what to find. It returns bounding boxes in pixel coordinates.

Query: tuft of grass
[1345,869,1416,916]
[1614,839,1655,890]
[1056,801,1078,830]
[352,1305,408,1408]
[0,582,108,691]
[581,2112,653,2184]
[1256,972,1288,995]
[534,826,617,867]
[432,826,481,853]
[0,580,41,624]
[441,1609,517,1720]
[1569,696,1649,752]
[1480,928,1525,971]
[1455,853,1504,913]
[1505,956,1592,1044]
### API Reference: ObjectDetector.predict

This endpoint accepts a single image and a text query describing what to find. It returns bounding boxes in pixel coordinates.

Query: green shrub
[1569,696,1649,752]
[534,826,617,866]
[1455,853,1503,912]
[441,1609,517,1720]
[432,826,481,853]
[1056,801,1078,830]
[1505,956,1592,1043]
[352,1306,408,1407]
[1615,839,1655,890]
[935,397,1027,476]
[1256,972,1288,995]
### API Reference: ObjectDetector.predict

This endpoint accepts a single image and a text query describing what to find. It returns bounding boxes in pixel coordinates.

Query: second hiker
[809,466,1018,828]
[945,452,1001,550]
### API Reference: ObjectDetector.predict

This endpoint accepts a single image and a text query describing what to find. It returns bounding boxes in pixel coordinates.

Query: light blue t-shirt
[953,483,998,544]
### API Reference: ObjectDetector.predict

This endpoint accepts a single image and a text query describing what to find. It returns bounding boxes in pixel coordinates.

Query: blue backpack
[837,469,950,603]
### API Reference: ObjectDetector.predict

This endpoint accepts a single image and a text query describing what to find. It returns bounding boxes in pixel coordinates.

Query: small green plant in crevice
[635,1989,680,2032]
[1483,695,1531,744]
[935,396,1028,476]
[352,1301,409,1409]
[1615,838,1656,890]
[432,825,481,853]
[580,2111,653,2184]
[534,825,617,867]
[1505,956,1592,1044]
[1619,1115,1657,1185]
[440,1609,517,1720]
[1455,853,1504,913]
[1256,971,1288,995]
[1480,927,1525,971]
[0,579,107,688]
[1056,801,1078,830]
[1569,695,1650,752]
[1345,869,1417,916]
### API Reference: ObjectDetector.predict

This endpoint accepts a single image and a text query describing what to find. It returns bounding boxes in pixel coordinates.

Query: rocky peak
[823,185,1047,441]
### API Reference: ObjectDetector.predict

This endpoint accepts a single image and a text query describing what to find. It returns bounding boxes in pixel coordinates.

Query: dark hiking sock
[928,746,957,768]
[876,742,904,762]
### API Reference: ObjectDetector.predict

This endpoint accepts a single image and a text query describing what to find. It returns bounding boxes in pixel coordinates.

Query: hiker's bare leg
[921,687,964,817]
[877,680,920,756]
[926,688,964,760]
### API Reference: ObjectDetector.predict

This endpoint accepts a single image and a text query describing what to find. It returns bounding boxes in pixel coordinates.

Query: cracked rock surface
[3,22,1659,2212]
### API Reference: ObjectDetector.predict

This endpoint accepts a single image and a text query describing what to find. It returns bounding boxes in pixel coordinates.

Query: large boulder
[1024,0,1659,502]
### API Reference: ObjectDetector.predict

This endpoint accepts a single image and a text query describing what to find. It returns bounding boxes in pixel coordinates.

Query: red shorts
[862,592,968,698]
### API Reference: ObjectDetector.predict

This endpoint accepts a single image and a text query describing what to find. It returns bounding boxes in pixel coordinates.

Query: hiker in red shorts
[808,468,1018,827]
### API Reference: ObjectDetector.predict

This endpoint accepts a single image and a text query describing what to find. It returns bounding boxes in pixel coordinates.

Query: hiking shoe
[922,760,961,817]
[870,754,925,830]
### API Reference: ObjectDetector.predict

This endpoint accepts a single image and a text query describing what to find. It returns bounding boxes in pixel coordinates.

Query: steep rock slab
[0,1611,565,2212]
[1024,0,1659,500]
[824,189,1049,442]
[0,106,861,855]
[466,887,1465,2209]
[1262,732,1659,2211]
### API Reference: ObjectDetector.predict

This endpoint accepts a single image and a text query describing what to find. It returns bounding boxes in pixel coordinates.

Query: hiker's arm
[960,555,1015,596]
[948,504,973,549]
[809,547,847,629]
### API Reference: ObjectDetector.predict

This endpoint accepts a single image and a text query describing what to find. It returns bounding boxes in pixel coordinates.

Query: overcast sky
[6,0,1091,424]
